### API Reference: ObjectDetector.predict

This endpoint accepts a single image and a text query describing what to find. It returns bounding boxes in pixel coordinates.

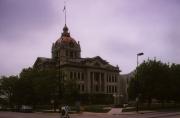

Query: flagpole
[65,6,66,25]
[63,1,67,25]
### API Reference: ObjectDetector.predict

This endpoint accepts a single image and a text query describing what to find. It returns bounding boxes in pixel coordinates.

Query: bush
[83,105,111,113]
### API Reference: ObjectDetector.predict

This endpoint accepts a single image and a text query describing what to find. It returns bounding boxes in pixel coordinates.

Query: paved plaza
[1,111,180,118]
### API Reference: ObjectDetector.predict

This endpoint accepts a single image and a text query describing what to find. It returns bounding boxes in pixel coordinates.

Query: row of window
[54,51,79,59]
[66,50,78,58]
[95,85,99,92]
[90,72,105,82]
[70,71,84,81]
[90,85,104,92]
[107,85,117,93]
[107,75,117,83]
[70,71,117,84]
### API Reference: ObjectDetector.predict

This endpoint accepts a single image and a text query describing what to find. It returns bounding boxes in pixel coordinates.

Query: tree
[17,67,80,109]
[169,64,180,103]
[0,76,18,107]
[18,68,58,108]
[63,76,79,105]
[128,59,171,108]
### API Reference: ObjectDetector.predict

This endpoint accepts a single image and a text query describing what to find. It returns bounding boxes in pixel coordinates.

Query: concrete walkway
[108,108,122,115]
[108,108,156,115]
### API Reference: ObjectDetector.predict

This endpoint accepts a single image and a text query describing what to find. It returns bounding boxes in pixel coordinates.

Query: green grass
[122,103,180,112]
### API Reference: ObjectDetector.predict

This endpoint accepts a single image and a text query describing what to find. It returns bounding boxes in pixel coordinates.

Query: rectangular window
[78,72,80,80]
[115,76,117,82]
[90,72,93,91]
[112,76,114,82]
[70,72,73,79]
[82,84,84,92]
[90,72,93,79]
[101,73,104,79]
[96,85,99,92]
[112,86,114,93]
[107,86,108,93]
[78,84,80,91]
[109,86,111,93]
[75,52,77,58]
[107,76,108,82]
[109,76,111,82]
[66,50,68,56]
[74,72,77,79]
[115,86,117,92]
[70,51,73,58]
[82,73,84,81]
[94,72,98,82]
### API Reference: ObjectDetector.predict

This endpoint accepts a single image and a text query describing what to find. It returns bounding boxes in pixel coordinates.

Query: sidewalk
[108,108,122,115]
[108,108,155,115]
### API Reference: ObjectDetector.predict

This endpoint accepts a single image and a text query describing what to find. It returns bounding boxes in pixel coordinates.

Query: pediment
[93,56,109,65]
[33,57,52,68]
[83,56,109,67]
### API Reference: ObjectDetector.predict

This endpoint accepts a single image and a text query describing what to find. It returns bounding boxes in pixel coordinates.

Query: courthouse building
[33,24,127,104]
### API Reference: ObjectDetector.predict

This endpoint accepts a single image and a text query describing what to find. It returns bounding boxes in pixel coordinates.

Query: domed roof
[56,36,77,44]
[55,24,79,47]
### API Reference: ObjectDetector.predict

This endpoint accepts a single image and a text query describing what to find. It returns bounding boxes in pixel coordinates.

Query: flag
[137,52,144,56]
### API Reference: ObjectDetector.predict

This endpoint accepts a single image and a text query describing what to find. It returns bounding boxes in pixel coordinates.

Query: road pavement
[1,111,180,118]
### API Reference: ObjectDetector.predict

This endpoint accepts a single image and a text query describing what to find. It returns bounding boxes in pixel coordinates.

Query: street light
[136,52,144,112]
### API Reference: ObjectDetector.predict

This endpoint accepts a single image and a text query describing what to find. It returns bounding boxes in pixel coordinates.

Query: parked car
[20,105,33,113]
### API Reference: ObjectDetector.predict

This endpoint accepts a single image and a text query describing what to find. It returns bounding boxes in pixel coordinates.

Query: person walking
[61,105,70,118]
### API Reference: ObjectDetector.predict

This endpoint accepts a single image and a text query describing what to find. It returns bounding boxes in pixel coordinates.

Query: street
[0,112,180,118]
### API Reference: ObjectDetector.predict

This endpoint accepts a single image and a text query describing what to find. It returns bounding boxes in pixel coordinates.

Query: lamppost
[136,52,144,112]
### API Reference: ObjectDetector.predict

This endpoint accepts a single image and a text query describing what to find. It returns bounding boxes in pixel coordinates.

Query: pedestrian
[61,105,70,118]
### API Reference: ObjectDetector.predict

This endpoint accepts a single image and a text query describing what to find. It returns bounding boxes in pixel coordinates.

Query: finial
[62,24,70,37]
[63,24,68,32]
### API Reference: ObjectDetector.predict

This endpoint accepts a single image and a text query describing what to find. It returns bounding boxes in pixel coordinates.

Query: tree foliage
[0,76,18,107]
[63,77,79,104]
[0,67,79,109]
[128,59,180,106]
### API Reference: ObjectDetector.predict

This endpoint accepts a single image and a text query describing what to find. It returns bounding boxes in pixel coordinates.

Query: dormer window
[69,42,74,47]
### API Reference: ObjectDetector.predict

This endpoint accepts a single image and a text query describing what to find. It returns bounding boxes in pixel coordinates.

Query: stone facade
[33,25,127,104]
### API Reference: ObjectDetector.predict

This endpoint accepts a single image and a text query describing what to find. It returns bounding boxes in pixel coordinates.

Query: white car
[20,105,33,112]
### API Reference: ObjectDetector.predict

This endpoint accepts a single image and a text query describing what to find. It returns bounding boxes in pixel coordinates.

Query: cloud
[1,0,180,75]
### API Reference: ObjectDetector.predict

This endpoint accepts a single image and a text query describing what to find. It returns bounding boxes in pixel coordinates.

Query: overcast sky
[0,0,180,76]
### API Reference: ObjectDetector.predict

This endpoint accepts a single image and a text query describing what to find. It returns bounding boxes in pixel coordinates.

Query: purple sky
[0,0,180,76]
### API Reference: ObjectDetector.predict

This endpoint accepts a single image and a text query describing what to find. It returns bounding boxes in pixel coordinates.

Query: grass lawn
[122,103,180,112]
